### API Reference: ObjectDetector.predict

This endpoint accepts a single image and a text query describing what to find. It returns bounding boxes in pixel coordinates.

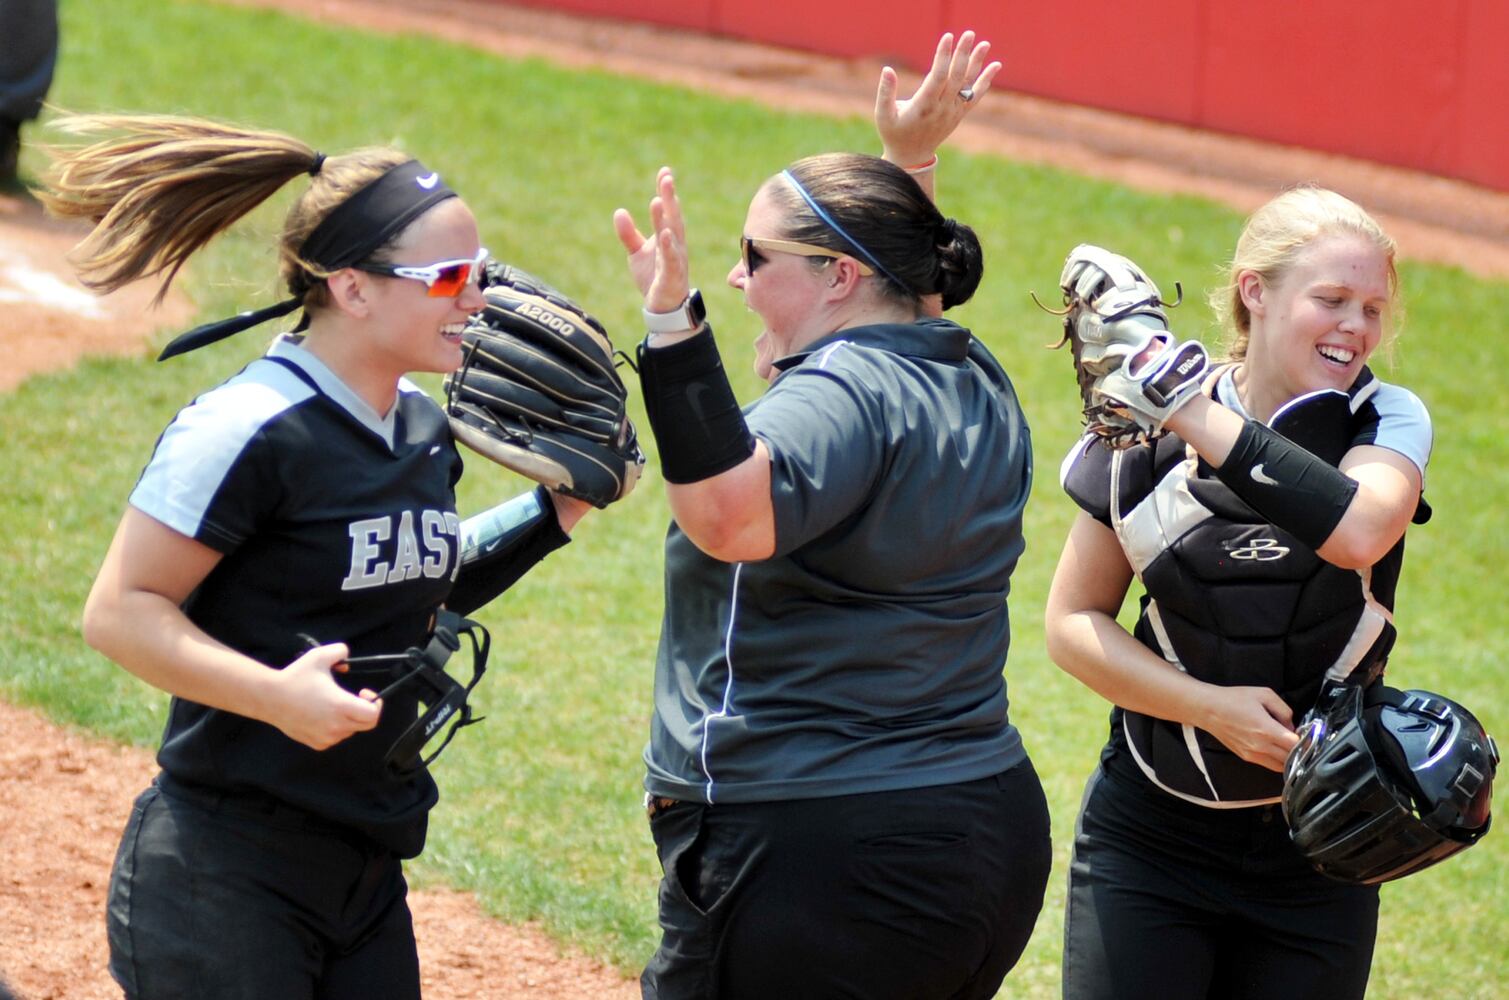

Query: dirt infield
[0,191,197,392]
[2,2,1507,997]
[0,700,638,999]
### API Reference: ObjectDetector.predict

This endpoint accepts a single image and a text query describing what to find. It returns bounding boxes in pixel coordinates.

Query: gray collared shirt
[645,318,1034,804]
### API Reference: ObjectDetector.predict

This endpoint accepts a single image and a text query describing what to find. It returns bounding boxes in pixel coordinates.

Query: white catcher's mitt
[1047,244,1209,447]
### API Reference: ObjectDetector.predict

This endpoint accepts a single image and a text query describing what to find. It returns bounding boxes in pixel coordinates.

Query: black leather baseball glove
[443,263,644,508]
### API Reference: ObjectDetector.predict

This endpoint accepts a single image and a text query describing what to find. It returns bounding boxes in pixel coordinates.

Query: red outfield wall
[507,0,1509,193]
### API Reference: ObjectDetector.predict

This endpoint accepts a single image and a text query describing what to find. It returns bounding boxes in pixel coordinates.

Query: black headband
[158,158,458,361]
[299,158,456,270]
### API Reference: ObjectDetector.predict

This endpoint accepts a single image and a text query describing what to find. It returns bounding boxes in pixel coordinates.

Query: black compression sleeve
[637,325,756,484]
[1214,418,1358,550]
[445,486,570,616]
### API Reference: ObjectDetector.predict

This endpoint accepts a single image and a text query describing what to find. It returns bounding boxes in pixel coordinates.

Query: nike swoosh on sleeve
[1250,463,1280,486]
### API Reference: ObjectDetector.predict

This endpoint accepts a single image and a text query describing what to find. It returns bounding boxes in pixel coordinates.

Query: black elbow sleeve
[1213,419,1358,550]
[446,486,570,616]
[637,325,756,484]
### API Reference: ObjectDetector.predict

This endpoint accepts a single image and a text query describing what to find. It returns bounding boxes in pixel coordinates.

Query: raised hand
[613,166,691,314]
[875,30,1002,170]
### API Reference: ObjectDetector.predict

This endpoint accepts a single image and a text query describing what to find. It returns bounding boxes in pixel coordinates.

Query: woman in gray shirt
[615,32,1051,1000]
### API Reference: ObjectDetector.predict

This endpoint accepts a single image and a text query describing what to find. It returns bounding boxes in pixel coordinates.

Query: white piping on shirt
[700,561,744,804]
[812,340,850,369]
[697,340,847,799]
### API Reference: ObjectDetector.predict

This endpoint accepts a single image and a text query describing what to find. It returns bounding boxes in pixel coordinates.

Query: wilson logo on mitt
[1036,244,1209,448]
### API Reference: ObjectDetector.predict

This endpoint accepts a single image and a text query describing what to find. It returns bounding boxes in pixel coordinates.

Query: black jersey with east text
[130,337,465,856]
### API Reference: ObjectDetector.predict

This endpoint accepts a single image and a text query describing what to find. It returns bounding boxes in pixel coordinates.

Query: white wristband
[643,289,705,335]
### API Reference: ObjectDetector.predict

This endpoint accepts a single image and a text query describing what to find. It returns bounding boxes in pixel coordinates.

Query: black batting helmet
[1282,680,1497,885]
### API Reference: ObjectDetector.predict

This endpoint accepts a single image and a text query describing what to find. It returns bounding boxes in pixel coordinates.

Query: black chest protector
[1065,376,1424,806]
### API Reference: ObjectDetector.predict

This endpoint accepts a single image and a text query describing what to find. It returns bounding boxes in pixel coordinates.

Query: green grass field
[3,0,1506,994]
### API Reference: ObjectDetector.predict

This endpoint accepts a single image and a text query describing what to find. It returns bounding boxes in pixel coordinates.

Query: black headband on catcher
[302,608,490,778]
[156,158,458,361]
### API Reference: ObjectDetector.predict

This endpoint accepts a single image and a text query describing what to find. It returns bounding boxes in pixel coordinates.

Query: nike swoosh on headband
[417,172,441,189]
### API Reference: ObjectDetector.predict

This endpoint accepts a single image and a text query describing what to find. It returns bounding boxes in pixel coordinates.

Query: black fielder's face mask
[313,608,490,778]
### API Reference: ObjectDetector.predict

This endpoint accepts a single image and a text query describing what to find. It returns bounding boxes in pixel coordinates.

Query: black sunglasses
[739,236,873,276]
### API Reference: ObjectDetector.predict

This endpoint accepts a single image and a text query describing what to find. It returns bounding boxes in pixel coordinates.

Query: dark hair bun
[935,218,983,310]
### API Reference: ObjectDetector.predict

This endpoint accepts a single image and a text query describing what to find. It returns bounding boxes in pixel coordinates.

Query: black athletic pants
[1061,764,1379,1000]
[107,776,420,1000]
[642,761,1053,1000]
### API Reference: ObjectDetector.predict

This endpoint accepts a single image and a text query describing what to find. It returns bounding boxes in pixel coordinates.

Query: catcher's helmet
[1282,680,1497,884]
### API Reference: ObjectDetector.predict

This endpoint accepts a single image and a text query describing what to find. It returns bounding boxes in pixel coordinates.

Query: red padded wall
[496,0,1509,192]
[954,0,1205,123]
[1200,1,1460,178]
[714,0,943,63]
[1459,0,1509,190]
[534,0,716,31]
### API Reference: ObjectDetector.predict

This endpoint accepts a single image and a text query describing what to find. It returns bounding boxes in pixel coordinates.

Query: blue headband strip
[780,169,909,293]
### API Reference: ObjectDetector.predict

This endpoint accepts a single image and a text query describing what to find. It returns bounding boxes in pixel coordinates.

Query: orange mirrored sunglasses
[356,247,488,297]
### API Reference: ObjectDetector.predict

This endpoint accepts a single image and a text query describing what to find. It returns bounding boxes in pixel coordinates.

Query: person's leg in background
[0,0,60,182]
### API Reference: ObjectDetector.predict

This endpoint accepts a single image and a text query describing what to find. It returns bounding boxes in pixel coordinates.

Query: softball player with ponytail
[46,114,612,999]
